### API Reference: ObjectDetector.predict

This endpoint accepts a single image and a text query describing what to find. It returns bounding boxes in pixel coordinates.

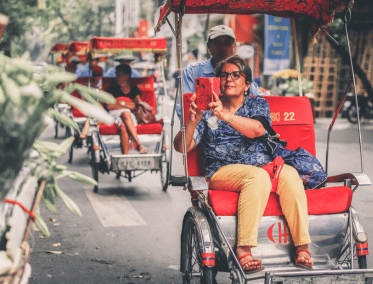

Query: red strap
[295,249,312,258]
[3,199,35,221]
[237,253,252,261]
[262,157,285,193]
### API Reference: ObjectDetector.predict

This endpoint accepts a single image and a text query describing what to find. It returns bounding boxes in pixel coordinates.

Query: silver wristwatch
[121,101,125,107]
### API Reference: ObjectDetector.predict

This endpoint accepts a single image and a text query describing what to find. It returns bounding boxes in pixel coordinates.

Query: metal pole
[326,80,352,175]
[160,60,168,116]
[292,19,303,97]
[115,0,123,37]
[175,12,189,183]
[344,8,364,173]
[211,213,247,281]
[349,208,355,269]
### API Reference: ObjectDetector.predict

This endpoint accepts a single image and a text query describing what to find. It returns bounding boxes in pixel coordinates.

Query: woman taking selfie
[174,55,313,272]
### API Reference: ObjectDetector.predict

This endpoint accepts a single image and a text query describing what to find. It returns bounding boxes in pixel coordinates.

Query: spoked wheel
[90,131,100,193]
[181,216,215,284]
[337,218,368,269]
[65,126,75,164]
[54,120,59,138]
[358,255,367,269]
[160,133,170,192]
[91,157,99,193]
[347,105,358,124]
[116,171,121,179]
[125,171,132,182]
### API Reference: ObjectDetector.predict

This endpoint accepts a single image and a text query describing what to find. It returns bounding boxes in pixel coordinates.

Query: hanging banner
[263,15,290,75]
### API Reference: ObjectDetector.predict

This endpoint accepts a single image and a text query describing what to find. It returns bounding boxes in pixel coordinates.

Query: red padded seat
[72,77,90,86]
[99,123,163,135]
[72,108,86,118]
[208,186,353,216]
[181,94,353,218]
[70,90,86,118]
[267,96,315,156]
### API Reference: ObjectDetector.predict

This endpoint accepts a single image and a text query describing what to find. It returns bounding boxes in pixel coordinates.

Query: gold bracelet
[227,114,235,125]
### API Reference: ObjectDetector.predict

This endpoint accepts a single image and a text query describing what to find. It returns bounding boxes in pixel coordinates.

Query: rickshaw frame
[155,0,373,283]
[84,36,171,193]
[51,41,94,164]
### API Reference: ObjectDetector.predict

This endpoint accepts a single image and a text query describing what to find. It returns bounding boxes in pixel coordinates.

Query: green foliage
[0,53,114,234]
[0,0,39,56]
[1,0,115,58]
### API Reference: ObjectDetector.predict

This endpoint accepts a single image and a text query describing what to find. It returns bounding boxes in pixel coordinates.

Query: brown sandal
[136,144,148,154]
[294,250,313,270]
[237,253,265,274]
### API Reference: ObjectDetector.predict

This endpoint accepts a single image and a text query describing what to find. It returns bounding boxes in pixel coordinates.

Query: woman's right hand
[189,93,204,124]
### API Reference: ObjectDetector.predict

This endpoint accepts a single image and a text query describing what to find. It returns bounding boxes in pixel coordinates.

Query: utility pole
[115,0,139,37]
[115,0,123,37]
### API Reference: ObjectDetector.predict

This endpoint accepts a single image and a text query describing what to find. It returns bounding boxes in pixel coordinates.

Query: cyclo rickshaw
[51,41,89,145]
[49,42,70,139]
[53,41,110,164]
[85,36,171,193]
[155,0,373,283]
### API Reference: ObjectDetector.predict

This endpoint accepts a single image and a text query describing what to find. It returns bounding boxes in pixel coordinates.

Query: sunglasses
[219,71,245,80]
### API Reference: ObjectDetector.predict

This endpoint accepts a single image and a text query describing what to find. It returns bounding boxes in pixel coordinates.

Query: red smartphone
[195,77,220,110]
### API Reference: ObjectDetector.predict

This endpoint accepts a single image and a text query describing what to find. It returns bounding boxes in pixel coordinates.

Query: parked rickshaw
[49,43,67,64]
[53,41,111,164]
[52,41,89,141]
[85,37,171,193]
[155,0,373,283]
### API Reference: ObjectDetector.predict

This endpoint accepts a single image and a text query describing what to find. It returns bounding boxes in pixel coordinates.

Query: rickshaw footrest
[170,175,188,187]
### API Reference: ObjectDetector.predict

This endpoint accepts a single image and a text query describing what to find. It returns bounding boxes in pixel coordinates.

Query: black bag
[253,115,327,190]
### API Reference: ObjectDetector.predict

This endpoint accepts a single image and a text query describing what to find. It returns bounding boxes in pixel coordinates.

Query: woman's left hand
[208,91,230,121]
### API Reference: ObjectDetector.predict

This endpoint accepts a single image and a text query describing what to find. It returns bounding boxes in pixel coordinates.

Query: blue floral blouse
[193,95,272,179]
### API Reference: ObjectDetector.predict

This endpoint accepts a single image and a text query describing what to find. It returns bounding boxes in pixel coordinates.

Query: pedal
[170,175,188,187]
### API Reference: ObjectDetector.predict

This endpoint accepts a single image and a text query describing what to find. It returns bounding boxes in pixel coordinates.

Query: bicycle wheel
[347,105,358,124]
[54,120,59,138]
[358,255,367,269]
[181,216,214,284]
[66,126,74,164]
[90,131,100,193]
[160,133,170,192]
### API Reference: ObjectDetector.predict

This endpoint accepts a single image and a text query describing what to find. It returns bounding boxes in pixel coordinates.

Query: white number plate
[116,157,156,171]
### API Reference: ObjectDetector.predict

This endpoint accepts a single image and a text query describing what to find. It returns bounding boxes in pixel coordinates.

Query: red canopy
[49,43,67,54]
[63,41,88,55]
[88,37,167,55]
[155,0,351,35]
[57,54,108,64]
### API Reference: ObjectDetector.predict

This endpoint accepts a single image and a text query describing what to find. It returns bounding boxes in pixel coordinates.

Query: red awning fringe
[154,0,353,36]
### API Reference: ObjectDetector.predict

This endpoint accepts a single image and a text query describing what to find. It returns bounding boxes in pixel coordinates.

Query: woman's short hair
[116,64,131,76]
[215,55,252,84]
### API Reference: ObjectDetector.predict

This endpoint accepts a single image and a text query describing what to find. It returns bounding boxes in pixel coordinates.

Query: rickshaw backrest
[183,94,315,177]
[101,76,156,114]
[72,77,90,86]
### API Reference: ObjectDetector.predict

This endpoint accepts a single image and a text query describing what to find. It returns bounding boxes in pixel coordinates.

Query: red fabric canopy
[155,0,351,35]
[49,43,67,54]
[57,54,108,64]
[63,41,88,55]
[88,36,167,55]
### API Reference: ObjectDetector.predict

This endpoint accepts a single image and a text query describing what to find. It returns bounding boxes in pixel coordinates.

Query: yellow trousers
[209,164,311,247]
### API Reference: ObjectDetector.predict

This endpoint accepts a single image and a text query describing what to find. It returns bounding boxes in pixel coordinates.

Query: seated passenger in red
[174,56,313,272]
[103,64,147,154]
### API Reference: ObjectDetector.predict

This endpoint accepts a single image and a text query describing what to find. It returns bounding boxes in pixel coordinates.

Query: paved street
[28,96,373,284]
